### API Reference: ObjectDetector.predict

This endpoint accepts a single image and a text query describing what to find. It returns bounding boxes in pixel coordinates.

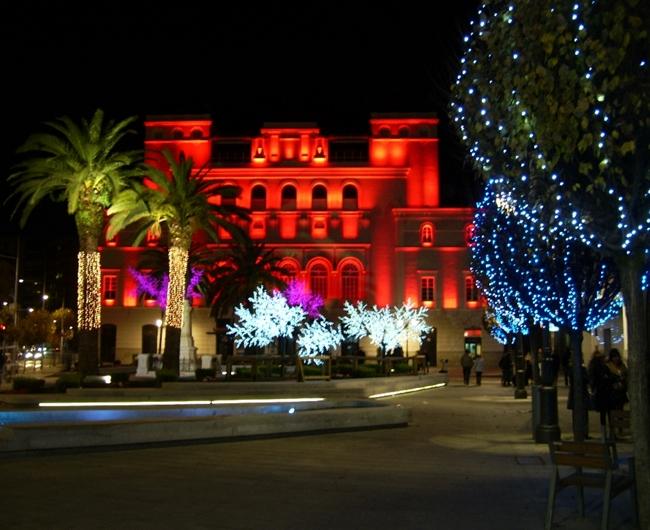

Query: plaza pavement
[0,370,638,530]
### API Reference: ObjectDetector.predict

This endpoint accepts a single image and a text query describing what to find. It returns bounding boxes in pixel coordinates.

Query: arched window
[341,263,360,302]
[379,127,391,138]
[465,275,479,305]
[309,263,328,299]
[342,185,358,210]
[172,128,184,139]
[398,126,410,137]
[281,185,297,210]
[312,185,328,210]
[278,259,300,284]
[420,223,434,247]
[251,185,266,211]
[190,128,203,139]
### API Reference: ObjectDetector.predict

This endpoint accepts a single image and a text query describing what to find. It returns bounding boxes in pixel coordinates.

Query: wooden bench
[605,410,633,465]
[545,440,637,530]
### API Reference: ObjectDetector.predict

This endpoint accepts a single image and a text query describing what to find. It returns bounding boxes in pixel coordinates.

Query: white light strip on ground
[39,400,212,407]
[38,398,326,408]
[368,383,446,399]
[210,398,324,404]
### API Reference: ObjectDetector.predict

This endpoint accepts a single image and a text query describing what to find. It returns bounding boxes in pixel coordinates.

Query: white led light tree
[227,286,305,349]
[296,317,344,365]
[227,286,342,365]
[341,301,431,357]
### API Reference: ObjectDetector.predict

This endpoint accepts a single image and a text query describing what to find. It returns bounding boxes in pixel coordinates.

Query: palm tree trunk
[618,255,649,529]
[76,249,101,375]
[162,245,189,374]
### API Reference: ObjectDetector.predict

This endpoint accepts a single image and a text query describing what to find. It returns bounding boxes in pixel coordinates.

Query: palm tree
[8,109,141,375]
[200,241,289,321]
[107,150,248,374]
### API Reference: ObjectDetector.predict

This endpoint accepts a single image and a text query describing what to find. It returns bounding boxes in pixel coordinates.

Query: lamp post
[535,324,561,442]
[513,334,528,399]
[156,318,163,355]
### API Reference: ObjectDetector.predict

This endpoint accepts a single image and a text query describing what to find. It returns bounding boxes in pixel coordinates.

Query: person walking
[588,347,615,429]
[498,350,513,386]
[460,351,473,385]
[606,348,628,411]
[474,353,484,386]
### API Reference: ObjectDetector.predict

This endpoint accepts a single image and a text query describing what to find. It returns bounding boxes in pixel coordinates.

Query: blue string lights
[451,0,649,291]
[472,178,622,341]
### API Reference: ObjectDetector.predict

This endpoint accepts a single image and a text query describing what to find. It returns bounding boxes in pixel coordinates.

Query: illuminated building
[100,113,501,365]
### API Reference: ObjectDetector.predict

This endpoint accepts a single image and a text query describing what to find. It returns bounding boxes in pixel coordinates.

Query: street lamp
[156,318,163,355]
[42,293,49,309]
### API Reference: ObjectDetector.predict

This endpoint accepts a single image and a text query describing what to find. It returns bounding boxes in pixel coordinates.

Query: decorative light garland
[451,1,649,291]
[166,246,188,328]
[77,250,101,330]
[472,177,622,335]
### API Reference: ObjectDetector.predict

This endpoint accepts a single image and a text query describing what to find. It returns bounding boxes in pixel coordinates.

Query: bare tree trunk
[569,329,587,441]
[618,256,649,529]
[162,326,181,374]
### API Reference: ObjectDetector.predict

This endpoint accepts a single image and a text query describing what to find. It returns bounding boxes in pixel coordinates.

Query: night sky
[1,1,480,305]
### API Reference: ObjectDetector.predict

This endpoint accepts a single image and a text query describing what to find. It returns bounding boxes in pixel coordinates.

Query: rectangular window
[102,275,117,305]
[421,277,435,306]
[465,276,479,302]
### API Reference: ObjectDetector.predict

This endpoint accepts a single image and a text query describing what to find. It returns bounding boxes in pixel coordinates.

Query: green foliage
[353,364,381,378]
[195,368,217,381]
[14,309,53,348]
[198,241,288,320]
[8,109,142,247]
[12,376,46,393]
[156,368,179,382]
[55,373,82,392]
[451,0,649,257]
[110,372,130,386]
[107,150,249,249]
[390,362,411,374]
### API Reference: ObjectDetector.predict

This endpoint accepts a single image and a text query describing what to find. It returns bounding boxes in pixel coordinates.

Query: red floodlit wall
[439,248,464,309]
[144,118,212,171]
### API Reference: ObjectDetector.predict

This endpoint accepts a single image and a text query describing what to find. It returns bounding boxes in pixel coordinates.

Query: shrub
[12,376,46,393]
[55,373,82,392]
[156,369,179,382]
[110,373,130,387]
[195,368,217,381]
[391,362,411,374]
[353,364,381,378]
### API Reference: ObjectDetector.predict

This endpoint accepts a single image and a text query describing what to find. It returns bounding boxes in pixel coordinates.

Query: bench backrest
[550,441,615,470]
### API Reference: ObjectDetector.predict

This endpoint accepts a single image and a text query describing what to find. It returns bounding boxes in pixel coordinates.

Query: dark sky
[0,1,481,307]
[2,1,480,193]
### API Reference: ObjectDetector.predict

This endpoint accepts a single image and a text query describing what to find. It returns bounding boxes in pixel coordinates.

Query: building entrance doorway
[100,324,116,364]
[464,329,482,358]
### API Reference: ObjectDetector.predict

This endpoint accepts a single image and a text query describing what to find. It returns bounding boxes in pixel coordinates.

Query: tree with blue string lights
[451,1,649,516]
[473,177,621,437]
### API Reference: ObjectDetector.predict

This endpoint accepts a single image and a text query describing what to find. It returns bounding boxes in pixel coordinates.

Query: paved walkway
[0,373,637,529]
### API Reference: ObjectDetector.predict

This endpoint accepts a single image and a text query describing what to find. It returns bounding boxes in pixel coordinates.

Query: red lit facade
[100,113,500,365]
